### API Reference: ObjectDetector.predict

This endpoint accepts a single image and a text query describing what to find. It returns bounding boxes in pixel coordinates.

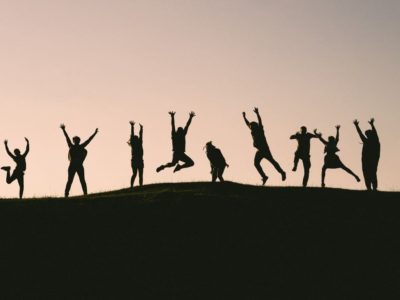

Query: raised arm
[335,125,340,142]
[242,112,250,128]
[254,107,262,127]
[353,119,366,142]
[369,118,378,136]
[184,111,195,134]
[129,121,135,145]
[4,140,16,159]
[60,124,72,147]
[81,128,99,148]
[139,124,143,141]
[23,138,30,157]
[169,111,176,135]
[290,133,299,140]
[314,129,328,145]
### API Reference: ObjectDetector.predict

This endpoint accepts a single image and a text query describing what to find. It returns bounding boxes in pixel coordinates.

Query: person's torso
[69,145,87,164]
[207,148,226,167]
[131,140,144,160]
[173,132,186,153]
[363,139,381,159]
[14,156,26,171]
[325,141,339,155]
[297,135,312,155]
[251,127,268,150]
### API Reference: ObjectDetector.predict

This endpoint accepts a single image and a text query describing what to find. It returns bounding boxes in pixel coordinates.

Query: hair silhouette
[156,111,195,173]
[60,124,98,197]
[314,126,360,187]
[243,108,286,185]
[354,118,380,191]
[1,138,30,198]
[290,126,317,187]
[205,141,229,182]
[128,121,144,188]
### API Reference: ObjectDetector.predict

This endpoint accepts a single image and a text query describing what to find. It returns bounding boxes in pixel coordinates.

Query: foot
[281,172,286,181]
[292,166,297,172]
[355,176,361,182]
[173,164,182,173]
[262,176,269,186]
[1,166,10,172]
[321,183,326,188]
[156,166,164,173]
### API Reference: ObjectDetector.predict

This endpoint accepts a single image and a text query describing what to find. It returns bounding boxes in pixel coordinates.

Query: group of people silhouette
[0,108,380,198]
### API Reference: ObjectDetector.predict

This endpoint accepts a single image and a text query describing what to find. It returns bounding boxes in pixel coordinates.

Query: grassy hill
[0,182,399,299]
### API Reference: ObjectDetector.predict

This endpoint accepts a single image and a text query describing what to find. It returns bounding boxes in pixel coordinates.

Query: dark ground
[0,182,399,299]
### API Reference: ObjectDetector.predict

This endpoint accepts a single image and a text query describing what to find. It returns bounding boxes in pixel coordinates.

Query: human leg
[131,167,138,188]
[174,153,194,172]
[265,152,286,181]
[138,167,144,186]
[65,166,77,197]
[302,157,311,187]
[17,175,24,199]
[254,151,268,185]
[77,166,88,195]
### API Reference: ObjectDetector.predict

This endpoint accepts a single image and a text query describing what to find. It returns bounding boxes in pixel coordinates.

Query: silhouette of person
[290,126,317,187]
[314,125,360,187]
[128,121,144,188]
[205,141,229,182]
[243,107,286,185]
[1,138,30,199]
[353,118,380,191]
[156,111,195,173]
[61,124,98,197]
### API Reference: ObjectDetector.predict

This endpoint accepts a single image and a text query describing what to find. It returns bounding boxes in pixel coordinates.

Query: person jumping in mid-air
[314,125,360,187]
[60,124,98,197]
[290,126,317,187]
[205,141,229,182]
[353,118,380,191]
[1,138,30,199]
[156,111,195,173]
[128,121,144,188]
[243,107,286,185]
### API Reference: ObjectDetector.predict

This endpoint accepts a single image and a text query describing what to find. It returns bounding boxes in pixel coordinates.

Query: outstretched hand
[314,129,321,136]
[4,139,8,145]
[140,124,143,129]
[253,107,259,114]
[335,125,341,130]
[242,112,246,117]
[60,124,66,130]
[129,121,135,126]
[189,111,196,118]
[353,119,359,126]
[369,118,375,125]
[25,137,29,143]
[169,111,176,117]
[95,128,99,134]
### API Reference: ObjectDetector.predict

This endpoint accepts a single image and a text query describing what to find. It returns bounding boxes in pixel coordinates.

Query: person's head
[301,126,307,134]
[328,136,335,143]
[365,129,373,139]
[14,149,21,156]
[250,122,259,131]
[205,141,214,152]
[73,136,81,145]
[177,127,184,135]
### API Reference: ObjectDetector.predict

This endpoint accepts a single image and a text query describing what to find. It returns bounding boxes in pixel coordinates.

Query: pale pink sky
[0,0,399,197]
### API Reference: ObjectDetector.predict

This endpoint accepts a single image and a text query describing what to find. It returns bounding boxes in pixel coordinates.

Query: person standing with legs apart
[353,118,380,191]
[314,125,360,188]
[205,141,229,182]
[156,111,195,173]
[60,124,98,197]
[128,121,144,188]
[290,126,317,187]
[1,138,30,199]
[243,107,286,185]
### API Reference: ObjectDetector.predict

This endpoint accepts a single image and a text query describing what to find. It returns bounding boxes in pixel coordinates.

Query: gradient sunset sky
[0,0,399,197]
